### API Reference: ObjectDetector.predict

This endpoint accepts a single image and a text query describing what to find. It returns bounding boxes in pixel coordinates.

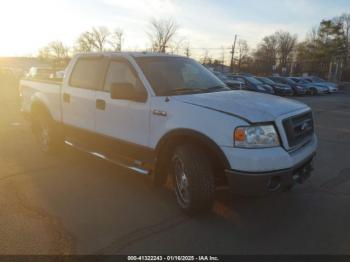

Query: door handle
[96,99,106,110]
[152,109,167,117]
[63,93,70,103]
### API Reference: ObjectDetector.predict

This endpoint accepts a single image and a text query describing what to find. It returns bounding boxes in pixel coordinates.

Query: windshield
[135,57,229,96]
[312,76,325,82]
[275,77,295,84]
[296,79,309,84]
[258,77,275,85]
[246,76,263,85]
[285,78,297,84]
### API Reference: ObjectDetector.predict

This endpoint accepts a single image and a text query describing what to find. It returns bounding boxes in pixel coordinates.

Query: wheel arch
[154,128,230,186]
[30,98,51,119]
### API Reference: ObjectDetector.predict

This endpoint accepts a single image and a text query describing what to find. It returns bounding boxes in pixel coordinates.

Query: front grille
[283,111,314,149]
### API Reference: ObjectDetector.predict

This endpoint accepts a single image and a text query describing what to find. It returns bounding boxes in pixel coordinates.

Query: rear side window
[69,58,104,89]
[237,77,245,83]
[273,78,283,84]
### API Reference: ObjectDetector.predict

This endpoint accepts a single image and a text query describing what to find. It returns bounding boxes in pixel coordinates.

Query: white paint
[22,52,318,174]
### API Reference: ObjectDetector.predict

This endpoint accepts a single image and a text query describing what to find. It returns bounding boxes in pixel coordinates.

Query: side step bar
[64,140,150,175]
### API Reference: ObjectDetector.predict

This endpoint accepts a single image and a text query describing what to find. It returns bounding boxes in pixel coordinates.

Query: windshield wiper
[162,88,205,96]
[204,85,227,92]
[161,86,227,96]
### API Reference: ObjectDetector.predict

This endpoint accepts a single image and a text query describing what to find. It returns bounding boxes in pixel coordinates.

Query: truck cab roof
[75,52,183,59]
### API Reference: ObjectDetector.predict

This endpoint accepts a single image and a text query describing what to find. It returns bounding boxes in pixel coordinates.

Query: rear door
[62,56,107,145]
[94,57,153,165]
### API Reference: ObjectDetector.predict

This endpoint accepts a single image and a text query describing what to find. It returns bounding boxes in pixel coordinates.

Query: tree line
[209,13,350,81]
[38,13,350,81]
[38,18,178,68]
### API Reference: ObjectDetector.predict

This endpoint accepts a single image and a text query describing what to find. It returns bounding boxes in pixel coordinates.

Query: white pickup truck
[20,52,317,214]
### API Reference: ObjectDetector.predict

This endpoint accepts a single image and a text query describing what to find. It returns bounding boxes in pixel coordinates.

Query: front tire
[171,145,215,215]
[310,88,318,96]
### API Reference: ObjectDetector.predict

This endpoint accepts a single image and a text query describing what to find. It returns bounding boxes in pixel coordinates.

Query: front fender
[155,128,231,169]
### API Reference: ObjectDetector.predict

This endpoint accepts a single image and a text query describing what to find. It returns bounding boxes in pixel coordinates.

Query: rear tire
[171,144,215,215]
[32,110,62,154]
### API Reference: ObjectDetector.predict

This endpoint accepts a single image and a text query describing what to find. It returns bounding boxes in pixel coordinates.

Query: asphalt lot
[1,80,350,255]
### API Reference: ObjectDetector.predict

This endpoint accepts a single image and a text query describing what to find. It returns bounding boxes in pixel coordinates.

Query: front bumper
[318,89,329,94]
[226,154,315,195]
[295,88,307,95]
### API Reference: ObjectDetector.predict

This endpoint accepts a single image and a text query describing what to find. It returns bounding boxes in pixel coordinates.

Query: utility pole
[230,34,237,73]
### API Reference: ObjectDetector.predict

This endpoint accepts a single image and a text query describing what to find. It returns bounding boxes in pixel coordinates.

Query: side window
[233,83,241,89]
[104,60,144,92]
[237,77,245,83]
[70,58,104,89]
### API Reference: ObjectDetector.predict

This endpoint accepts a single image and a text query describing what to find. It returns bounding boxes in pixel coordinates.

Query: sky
[0,0,349,59]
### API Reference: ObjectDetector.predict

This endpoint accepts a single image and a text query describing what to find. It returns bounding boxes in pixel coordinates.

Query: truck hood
[174,90,308,123]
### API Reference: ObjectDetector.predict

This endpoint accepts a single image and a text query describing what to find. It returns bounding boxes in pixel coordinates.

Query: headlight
[296,85,304,89]
[234,125,280,148]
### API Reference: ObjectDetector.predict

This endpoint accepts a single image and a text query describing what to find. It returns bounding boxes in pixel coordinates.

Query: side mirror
[110,82,147,102]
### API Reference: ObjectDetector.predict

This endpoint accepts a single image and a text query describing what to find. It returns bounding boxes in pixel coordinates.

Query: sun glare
[0,0,78,56]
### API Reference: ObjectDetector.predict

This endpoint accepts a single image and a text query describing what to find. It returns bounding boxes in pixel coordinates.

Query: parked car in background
[233,73,254,77]
[26,67,55,80]
[213,71,244,90]
[0,67,24,79]
[268,76,307,96]
[289,77,329,96]
[49,70,66,81]
[302,76,338,93]
[255,77,294,96]
[227,75,275,94]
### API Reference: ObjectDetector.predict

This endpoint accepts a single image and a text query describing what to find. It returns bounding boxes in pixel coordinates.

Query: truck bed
[20,78,62,122]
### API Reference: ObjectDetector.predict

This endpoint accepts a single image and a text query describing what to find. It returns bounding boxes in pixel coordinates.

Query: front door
[94,58,152,165]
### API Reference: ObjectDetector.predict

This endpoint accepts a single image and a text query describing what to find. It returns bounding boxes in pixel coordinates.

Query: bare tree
[306,26,319,43]
[148,18,179,53]
[75,27,110,53]
[38,41,70,69]
[276,31,297,68]
[237,40,249,71]
[110,28,124,52]
[169,37,186,55]
[75,31,95,53]
[91,27,110,51]
[340,13,350,56]
[254,34,279,73]
[200,49,212,65]
[334,13,350,64]
[39,41,69,60]
[261,34,278,64]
